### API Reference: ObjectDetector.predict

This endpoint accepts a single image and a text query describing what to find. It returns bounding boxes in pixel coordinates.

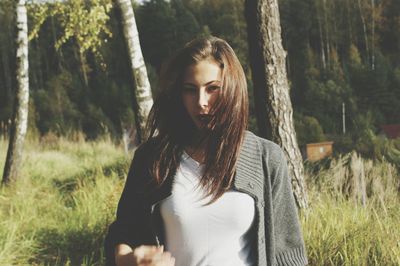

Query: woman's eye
[208,85,221,92]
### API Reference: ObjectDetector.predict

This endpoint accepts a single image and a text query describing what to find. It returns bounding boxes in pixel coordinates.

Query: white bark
[371,0,375,70]
[316,1,326,70]
[357,0,370,64]
[2,0,29,184]
[323,0,330,67]
[115,0,153,142]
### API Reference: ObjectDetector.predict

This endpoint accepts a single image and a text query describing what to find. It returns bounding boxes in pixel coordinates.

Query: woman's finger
[137,252,175,266]
[134,245,163,259]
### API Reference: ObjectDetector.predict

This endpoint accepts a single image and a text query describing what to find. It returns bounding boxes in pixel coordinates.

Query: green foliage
[29,0,113,56]
[184,0,249,68]
[294,114,325,146]
[304,78,354,133]
[135,0,203,70]
[2,0,400,153]
[332,111,400,167]
[33,70,82,134]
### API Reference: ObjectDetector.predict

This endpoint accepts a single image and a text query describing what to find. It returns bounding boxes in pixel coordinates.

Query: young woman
[105,36,307,266]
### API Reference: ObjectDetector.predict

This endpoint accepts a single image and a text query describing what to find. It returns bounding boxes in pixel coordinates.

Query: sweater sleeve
[268,145,308,266]
[104,144,157,266]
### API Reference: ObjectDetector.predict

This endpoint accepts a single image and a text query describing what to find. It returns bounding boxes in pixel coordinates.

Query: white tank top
[159,151,256,266]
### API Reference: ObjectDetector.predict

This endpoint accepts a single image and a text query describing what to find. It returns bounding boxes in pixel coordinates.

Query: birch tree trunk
[323,0,330,68]
[2,0,29,185]
[316,1,326,70]
[357,0,370,65]
[345,0,353,47]
[371,0,375,70]
[245,0,308,209]
[115,0,153,143]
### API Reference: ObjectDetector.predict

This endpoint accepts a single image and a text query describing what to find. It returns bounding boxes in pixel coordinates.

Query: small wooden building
[381,124,400,139]
[306,141,334,161]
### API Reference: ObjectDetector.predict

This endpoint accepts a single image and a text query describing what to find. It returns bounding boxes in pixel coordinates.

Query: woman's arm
[105,143,159,265]
[261,140,308,265]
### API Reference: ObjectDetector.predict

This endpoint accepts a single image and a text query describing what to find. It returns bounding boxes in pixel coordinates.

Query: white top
[159,151,255,266]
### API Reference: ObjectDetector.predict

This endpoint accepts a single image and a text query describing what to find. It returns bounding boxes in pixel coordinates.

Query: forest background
[1,0,400,158]
[0,0,400,265]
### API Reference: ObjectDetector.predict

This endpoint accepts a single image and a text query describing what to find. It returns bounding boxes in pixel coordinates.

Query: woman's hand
[115,244,175,266]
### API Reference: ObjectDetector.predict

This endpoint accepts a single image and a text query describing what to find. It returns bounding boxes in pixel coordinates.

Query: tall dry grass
[303,153,400,265]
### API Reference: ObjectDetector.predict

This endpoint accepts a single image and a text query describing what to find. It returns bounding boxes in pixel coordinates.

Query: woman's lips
[196,114,212,124]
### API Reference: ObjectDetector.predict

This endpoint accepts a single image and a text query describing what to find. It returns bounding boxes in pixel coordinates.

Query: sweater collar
[232,131,263,200]
[152,131,263,205]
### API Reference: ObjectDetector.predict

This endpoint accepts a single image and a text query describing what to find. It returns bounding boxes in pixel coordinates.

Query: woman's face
[182,59,222,129]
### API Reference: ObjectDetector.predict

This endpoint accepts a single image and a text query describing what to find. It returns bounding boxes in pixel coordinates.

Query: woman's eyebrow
[183,80,221,86]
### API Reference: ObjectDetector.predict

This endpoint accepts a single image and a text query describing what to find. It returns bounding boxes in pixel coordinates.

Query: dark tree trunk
[2,0,29,185]
[1,45,12,99]
[245,0,308,208]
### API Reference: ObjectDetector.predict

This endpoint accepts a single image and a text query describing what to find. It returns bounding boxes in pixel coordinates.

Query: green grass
[0,138,399,265]
[303,154,400,265]
[302,193,400,265]
[0,138,128,265]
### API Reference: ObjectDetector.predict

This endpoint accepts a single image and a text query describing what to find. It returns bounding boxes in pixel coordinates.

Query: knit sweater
[104,131,308,266]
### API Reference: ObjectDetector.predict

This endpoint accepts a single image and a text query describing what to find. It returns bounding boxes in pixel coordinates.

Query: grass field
[0,138,399,265]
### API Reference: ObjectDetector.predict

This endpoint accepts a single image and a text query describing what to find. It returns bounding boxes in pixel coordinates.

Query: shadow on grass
[33,224,107,266]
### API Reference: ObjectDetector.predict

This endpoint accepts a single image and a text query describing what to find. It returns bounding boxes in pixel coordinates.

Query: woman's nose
[198,90,209,108]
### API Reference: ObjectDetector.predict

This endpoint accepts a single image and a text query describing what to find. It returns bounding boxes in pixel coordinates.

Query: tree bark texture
[115,0,154,143]
[245,0,308,208]
[2,0,29,185]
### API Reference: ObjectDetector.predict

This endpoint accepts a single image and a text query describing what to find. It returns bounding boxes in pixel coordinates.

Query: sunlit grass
[302,193,400,265]
[0,138,399,265]
[303,154,400,265]
[0,138,128,265]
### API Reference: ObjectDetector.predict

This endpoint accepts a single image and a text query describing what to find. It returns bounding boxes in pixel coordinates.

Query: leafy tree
[136,0,202,71]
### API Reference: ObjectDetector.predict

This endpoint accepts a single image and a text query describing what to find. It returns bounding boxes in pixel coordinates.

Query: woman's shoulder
[133,137,161,156]
[243,131,286,166]
[129,137,163,169]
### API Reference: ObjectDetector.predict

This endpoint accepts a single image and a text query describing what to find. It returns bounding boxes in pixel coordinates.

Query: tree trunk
[1,37,12,102]
[345,0,353,51]
[2,0,29,185]
[371,0,375,70]
[115,0,153,143]
[357,0,370,64]
[316,1,327,70]
[78,49,89,87]
[50,15,64,71]
[322,0,330,68]
[245,0,308,209]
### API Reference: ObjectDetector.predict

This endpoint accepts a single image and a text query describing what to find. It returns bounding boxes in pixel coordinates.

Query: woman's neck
[184,130,210,163]
[184,145,206,164]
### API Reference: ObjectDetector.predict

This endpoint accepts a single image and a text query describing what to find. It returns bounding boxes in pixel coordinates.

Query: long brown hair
[146,36,248,202]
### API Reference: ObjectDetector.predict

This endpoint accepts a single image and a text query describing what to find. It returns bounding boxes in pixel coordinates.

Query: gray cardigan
[105,131,308,266]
